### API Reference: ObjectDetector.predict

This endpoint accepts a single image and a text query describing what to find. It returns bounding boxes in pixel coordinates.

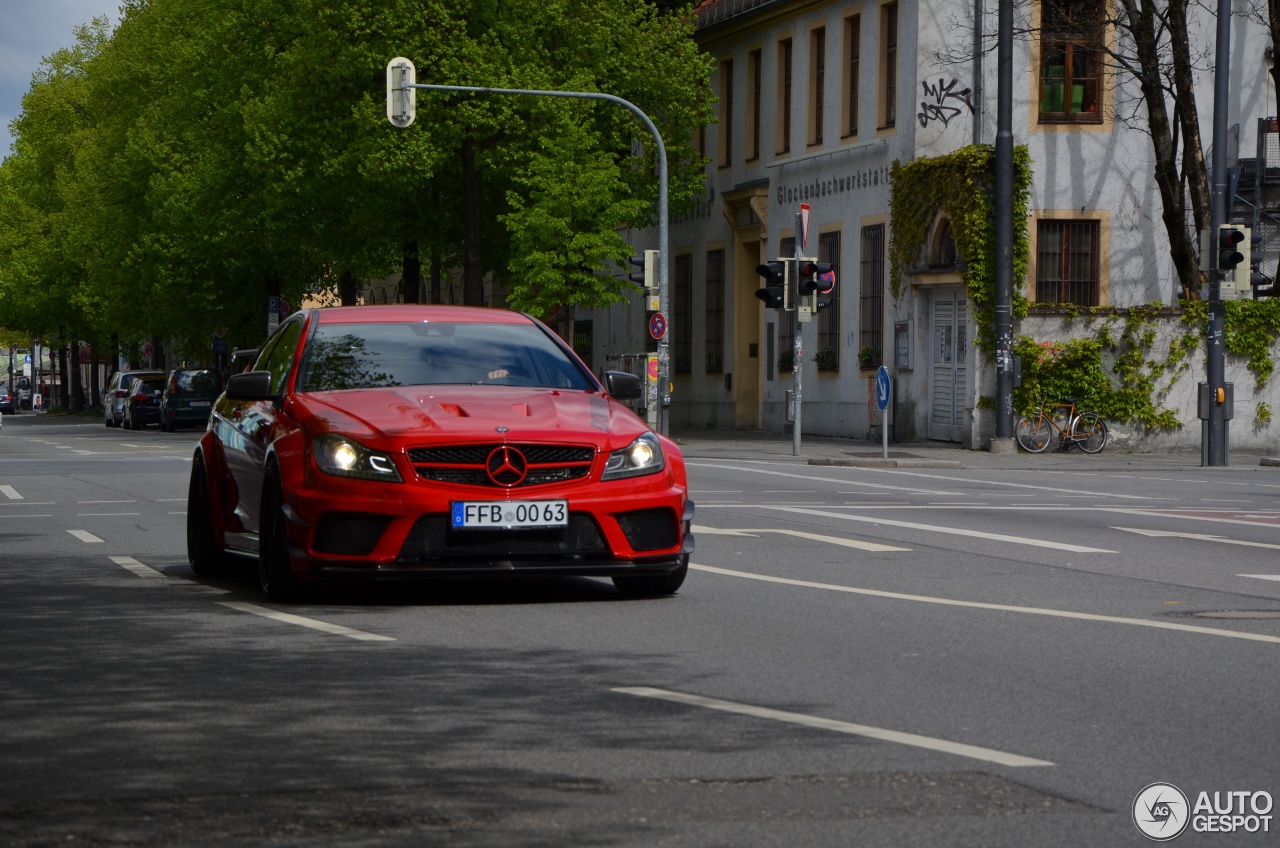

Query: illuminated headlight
[312,434,402,482]
[601,432,665,481]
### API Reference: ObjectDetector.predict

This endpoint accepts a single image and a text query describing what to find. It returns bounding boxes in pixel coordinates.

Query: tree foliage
[0,0,713,355]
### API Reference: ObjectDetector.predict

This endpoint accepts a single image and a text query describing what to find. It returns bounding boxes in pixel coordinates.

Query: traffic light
[627,250,659,290]
[1218,226,1246,272]
[385,57,416,128]
[755,261,788,309]
[799,261,836,296]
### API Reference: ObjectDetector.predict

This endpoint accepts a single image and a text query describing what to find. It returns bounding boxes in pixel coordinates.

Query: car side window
[262,320,304,394]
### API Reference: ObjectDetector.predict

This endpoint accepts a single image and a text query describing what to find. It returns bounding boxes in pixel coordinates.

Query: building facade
[581,0,1279,449]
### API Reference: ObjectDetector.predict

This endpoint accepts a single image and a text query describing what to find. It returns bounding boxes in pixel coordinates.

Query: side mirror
[604,370,643,400]
[225,370,275,401]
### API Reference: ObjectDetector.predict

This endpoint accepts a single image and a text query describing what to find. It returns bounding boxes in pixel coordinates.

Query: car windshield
[175,370,220,393]
[296,321,595,393]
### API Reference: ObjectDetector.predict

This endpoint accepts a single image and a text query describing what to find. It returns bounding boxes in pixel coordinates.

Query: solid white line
[67,529,104,543]
[1107,509,1280,530]
[690,563,1280,645]
[692,524,910,552]
[110,556,167,579]
[837,467,1165,500]
[78,500,136,504]
[217,601,395,642]
[685,462,963,496]
[763,506,1114,553]
[1239,574,1280,583]
[0,514,51,519]
[0,485,21,500]
[613,687,1054,767]
[1112,527,1280,551]
[76,513,140,517]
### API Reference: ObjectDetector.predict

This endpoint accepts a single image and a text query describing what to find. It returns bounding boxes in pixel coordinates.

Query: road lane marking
[110,556,167,579]
[690,563,1280,645]
[1107,509,1280,530]
[78,500,137,504]
[77,513,141,517]
[217,601,395,642]
[686,462,964,496]
[1113,527,1280,551]
[842,468,1167,501]
[0,485,22,499]
[613,687,1053,768]
[762,506,1114,553]
[67,530,104,543]
[1239,575,1280,582]
[693,524,910,552]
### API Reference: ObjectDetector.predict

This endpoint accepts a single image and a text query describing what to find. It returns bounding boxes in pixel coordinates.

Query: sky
[1,0,121,158]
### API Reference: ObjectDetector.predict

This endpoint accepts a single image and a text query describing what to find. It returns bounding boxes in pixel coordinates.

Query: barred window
[705,249,725,374]
[1036,220,1099,305]
[860,225,885,367]
[817,231,841,370]
[673,253,693,374]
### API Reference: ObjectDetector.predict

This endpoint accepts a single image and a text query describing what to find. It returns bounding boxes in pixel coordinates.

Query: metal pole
[792,214,803,456]
[973,0,984,145]
[991,0,1016,451]
[1205,0,1232,466]
[407,83,671,436]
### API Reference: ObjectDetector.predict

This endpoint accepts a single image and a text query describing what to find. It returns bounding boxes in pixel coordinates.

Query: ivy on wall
[888,144,1033,350]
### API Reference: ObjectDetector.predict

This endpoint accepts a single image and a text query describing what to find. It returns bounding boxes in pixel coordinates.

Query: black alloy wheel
[186,458,230,578]
[612,555,689,597]
[259,470,304,603]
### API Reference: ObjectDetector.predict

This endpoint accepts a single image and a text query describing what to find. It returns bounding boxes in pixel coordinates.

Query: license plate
[190,401,211,407]
[451,500,568,529]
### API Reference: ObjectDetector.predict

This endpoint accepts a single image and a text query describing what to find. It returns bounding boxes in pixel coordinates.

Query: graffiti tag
[917,77,976,128]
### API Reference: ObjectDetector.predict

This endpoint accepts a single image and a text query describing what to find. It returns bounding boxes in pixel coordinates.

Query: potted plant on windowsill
[813,346,838,371]
[858,346,880,370]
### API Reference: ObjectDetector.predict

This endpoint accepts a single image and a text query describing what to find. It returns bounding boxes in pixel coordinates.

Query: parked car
[121,375,167,430]
[186,305,694,602]
[0,387,14,415]
[104,369,165,427]
[159,368,222,431]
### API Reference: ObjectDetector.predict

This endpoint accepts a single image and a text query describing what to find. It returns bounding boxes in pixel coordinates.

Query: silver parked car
[103,369,164,428]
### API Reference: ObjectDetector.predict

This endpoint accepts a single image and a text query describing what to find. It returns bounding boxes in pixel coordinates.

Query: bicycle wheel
[1016,413,1054,453]
[1073,412,1108,453]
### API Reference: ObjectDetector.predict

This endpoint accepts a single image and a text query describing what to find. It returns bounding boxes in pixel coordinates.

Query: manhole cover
[1189,610,1280,620]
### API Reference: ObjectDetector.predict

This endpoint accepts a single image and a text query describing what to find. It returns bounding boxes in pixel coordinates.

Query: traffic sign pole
[792,213,803,457]
[876,365,891,460]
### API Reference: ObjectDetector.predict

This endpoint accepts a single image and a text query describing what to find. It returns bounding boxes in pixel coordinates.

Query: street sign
[800,203,811,250]
[875,365,891,410]
[649,312,667,340]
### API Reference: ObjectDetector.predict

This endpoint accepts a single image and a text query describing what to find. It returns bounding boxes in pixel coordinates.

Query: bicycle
[1015,397,1108,454]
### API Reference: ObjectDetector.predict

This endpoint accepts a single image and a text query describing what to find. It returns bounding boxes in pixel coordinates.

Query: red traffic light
[799,261,835,295]
[1218,226,1246,271]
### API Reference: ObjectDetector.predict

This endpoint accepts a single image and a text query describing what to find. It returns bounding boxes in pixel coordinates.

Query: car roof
[311,305,534,326]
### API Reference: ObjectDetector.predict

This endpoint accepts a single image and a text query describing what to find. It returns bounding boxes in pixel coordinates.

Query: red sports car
[186,305,693,601]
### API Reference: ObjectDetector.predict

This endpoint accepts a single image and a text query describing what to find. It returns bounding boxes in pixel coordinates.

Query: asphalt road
[2,413,1279,847]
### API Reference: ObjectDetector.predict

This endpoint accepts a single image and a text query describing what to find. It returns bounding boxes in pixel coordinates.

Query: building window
[747,50,762,161]
[843,15,861,138]
[1037,220,1100,305]
[817,231,841,370]
[879,3,898,129]
[718,59,733,167]
[777,39,793,155]
[809,28,826,146]
[930,218,958,267]
[705,249,725,374]
[778,236,795,371]
[572,320,593,367]
[860,225,885,366]
[674,253,693,374]
[1039,0,1103,122]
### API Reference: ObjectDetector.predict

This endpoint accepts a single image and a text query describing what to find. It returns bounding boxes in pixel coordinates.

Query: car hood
[295,386,649,448]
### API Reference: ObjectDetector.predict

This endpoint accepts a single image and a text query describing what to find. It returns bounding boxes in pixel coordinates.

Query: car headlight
[312,434,403,482]
[601,432,665,481]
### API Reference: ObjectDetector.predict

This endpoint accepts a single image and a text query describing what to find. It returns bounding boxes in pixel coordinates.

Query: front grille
[398,514,609,563]
[616,508,679,552]
[408,443,596,488]
[313,512,391,556]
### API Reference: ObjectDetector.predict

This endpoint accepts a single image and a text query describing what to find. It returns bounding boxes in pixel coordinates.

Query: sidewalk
[671,428,1280,472]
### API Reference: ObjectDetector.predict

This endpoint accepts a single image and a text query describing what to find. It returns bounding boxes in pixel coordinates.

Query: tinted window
[174,370,220,393]
[131,377,166,393]
[296,322,594,392]
[260,320,304,394]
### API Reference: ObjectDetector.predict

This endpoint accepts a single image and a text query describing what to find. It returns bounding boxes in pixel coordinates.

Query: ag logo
[1133,783,1190,841]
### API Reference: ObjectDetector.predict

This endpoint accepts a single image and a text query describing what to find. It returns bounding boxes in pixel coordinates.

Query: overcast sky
[1,0,121,158]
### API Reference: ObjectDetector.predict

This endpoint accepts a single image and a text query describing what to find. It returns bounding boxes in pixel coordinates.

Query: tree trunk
[70,343,84,411]
[462,138,485,306]
[90,345,100,409]
[402,241,422,304]
[1168,0,1209,300]
[58,345,69,410]
[339,269,359,306]
[1120,0,1199,300]
[430,252,443,303]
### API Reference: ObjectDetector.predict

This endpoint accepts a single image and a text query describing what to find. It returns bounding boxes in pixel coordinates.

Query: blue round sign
[875,365,891,411]
[649,312,667,341]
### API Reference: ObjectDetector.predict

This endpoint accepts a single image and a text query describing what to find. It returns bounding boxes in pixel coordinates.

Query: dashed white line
[78,500,137,504]
[217,601,395,642]
[613,687,1053,767]
[110,556,167,579]
[0,485,22,500]
[690,563,1280,645]
[1239,574,1280,583]
[67,529,104,543]
[693,525,909,552]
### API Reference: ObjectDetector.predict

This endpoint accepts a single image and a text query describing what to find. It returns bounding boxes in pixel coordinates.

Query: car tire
[186,459,231,578]
[259,471,305,603]
[159,417,169,432]
[122,414,132,430]
[612,556,688,597]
